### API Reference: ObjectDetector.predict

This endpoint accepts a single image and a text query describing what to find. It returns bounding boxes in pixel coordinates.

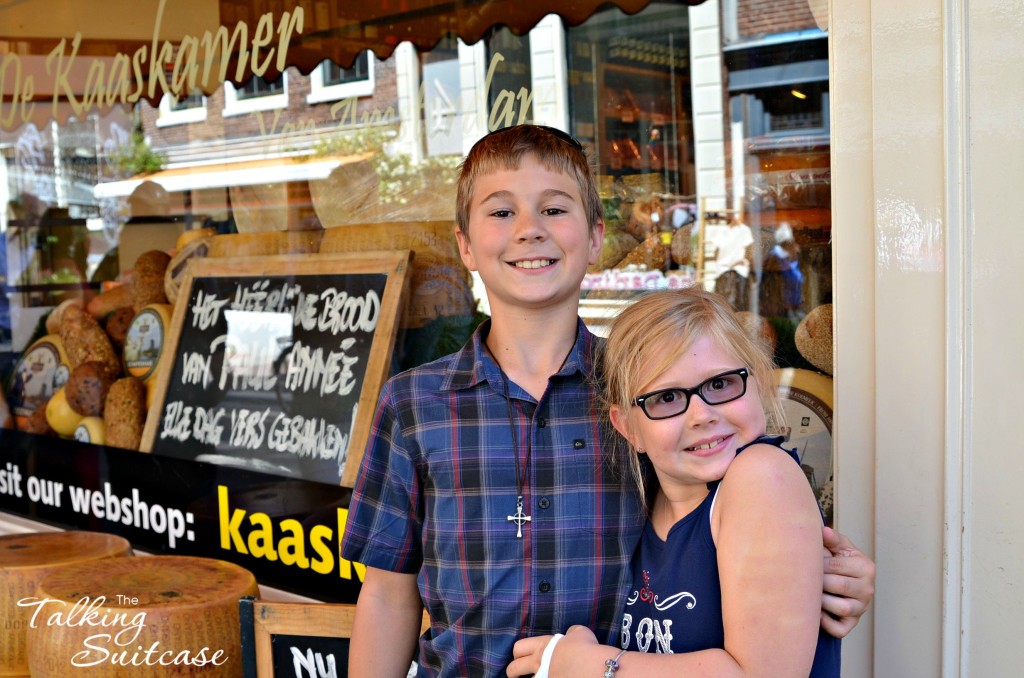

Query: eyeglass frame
[630,368,750,421]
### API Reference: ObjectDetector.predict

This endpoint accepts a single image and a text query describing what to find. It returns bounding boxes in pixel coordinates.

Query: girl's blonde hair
[600,287,784,504]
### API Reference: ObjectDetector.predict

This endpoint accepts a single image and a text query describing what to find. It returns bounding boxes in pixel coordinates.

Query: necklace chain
[501,371,531,538]
[493,335,576,539]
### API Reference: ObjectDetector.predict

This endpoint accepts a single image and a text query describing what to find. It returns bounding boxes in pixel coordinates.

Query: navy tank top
[620,435,841,676]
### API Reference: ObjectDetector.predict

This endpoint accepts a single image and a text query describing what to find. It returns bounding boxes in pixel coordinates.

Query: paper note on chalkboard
[141,251,411,487]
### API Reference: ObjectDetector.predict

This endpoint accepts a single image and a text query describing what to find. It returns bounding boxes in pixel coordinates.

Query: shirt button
[538,418,546,428]
[573,439,585,449]
[539,581,552,593]
[538,497,551,509]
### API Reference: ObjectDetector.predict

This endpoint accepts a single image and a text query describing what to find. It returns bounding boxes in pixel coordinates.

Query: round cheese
[74,416,106,445]
[775,367,835,524]
[9,335,71,432]
[122,304,172,382]
[44,387,84,438]
[0,531,131,675]
[174,226,216,253]
[164,233,212,306]
[26,555,258,677]
[206,230,323,258]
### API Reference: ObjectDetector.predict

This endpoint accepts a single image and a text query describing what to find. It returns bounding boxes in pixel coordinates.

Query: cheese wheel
[9,335,71,431]
[73,416,106,445]
[122,304,173,382]
[775,367,835,524]
[206,230,323,258]
[164,234,212,305]
[0,531,132,675]
[174,226,216,253]
[44,387,84,438]
[26,555,258,677]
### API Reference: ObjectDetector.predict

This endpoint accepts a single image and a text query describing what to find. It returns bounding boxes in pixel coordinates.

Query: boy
[341,125,873,677]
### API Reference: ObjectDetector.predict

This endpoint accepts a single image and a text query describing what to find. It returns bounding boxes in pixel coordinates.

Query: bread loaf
[104,306,136,352]
[86,283,133,319]
[45,298,84,334]
[65,361,117,416]
[103,376,147,450]
[795,303,833,375]
[59,305,121,376]
[130,250,172,312]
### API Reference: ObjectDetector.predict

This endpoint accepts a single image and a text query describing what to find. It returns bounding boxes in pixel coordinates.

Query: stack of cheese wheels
[0,531,132,676]
[26,555,258,676]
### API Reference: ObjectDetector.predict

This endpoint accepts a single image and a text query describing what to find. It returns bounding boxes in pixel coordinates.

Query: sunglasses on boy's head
[631,368,749,420]
[473,124,585,153]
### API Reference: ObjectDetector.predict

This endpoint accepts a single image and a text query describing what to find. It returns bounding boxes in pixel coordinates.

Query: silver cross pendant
[507,495,531,538]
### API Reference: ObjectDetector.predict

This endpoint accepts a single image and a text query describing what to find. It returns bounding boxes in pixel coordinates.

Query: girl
[508,287,839,677]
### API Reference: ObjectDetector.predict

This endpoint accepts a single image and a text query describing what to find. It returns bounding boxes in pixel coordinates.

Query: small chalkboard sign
[239,598,429,677]
[239,598,354,678]
[141,251,412,487]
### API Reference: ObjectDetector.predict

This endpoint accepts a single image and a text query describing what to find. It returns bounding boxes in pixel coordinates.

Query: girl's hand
[821,525,877,638]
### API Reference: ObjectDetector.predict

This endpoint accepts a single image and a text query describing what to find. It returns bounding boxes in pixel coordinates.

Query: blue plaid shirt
[342,318,645,677]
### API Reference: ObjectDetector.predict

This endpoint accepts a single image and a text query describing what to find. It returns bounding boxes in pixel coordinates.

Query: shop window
[223,73,288,116]
[421,38,462,157]
[485,26,533,127]
[156,90,207,127]
[307,53,376,103]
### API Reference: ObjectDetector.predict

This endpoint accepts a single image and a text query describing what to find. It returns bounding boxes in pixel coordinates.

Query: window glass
[0,1,833,514]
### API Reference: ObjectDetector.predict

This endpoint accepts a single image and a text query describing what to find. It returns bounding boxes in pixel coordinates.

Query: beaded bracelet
[603,649,627,677]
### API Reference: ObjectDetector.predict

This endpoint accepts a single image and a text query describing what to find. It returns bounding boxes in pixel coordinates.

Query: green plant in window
[109,128,166,177]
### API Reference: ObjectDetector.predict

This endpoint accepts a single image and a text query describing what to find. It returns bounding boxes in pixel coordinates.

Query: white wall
[832,0,1024,674]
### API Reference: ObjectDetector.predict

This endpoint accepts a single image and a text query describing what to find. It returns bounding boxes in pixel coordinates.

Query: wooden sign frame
[141,250,412,487]
[244,599,356,677]
[240,598,430,677]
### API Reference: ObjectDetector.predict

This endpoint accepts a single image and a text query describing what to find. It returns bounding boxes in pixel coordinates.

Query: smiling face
[456,153,604,318]
[610,333,767,502]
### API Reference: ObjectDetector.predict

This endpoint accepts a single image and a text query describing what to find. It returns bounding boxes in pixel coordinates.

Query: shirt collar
[442,317,597,392]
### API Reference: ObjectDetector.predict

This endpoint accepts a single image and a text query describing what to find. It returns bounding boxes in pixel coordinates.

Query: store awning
[93,153,371,199]
[0,0,708,114]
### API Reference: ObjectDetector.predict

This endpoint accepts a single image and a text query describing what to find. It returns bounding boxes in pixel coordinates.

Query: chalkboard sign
[240,598,356,678]
[141,251,412,487]
[239,598,428,677]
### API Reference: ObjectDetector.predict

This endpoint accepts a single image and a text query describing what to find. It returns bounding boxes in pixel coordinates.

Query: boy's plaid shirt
[342,319,645,677]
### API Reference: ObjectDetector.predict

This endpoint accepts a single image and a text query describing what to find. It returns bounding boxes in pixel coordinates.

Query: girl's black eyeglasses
[631,368,749,420]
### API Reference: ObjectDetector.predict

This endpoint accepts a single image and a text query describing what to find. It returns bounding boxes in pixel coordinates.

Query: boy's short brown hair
[455,124,603,237]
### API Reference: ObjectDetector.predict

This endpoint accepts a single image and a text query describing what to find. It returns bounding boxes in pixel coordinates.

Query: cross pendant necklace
[501,368,532,539]
[507,495,531,538]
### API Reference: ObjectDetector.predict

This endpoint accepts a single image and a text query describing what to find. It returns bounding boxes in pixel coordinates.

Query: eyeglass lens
[639,370,747,419]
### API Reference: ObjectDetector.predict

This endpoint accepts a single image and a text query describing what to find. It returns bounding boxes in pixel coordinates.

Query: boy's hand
[507,634,555,677]
[508,626,600,678]
[820,525,876,638]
